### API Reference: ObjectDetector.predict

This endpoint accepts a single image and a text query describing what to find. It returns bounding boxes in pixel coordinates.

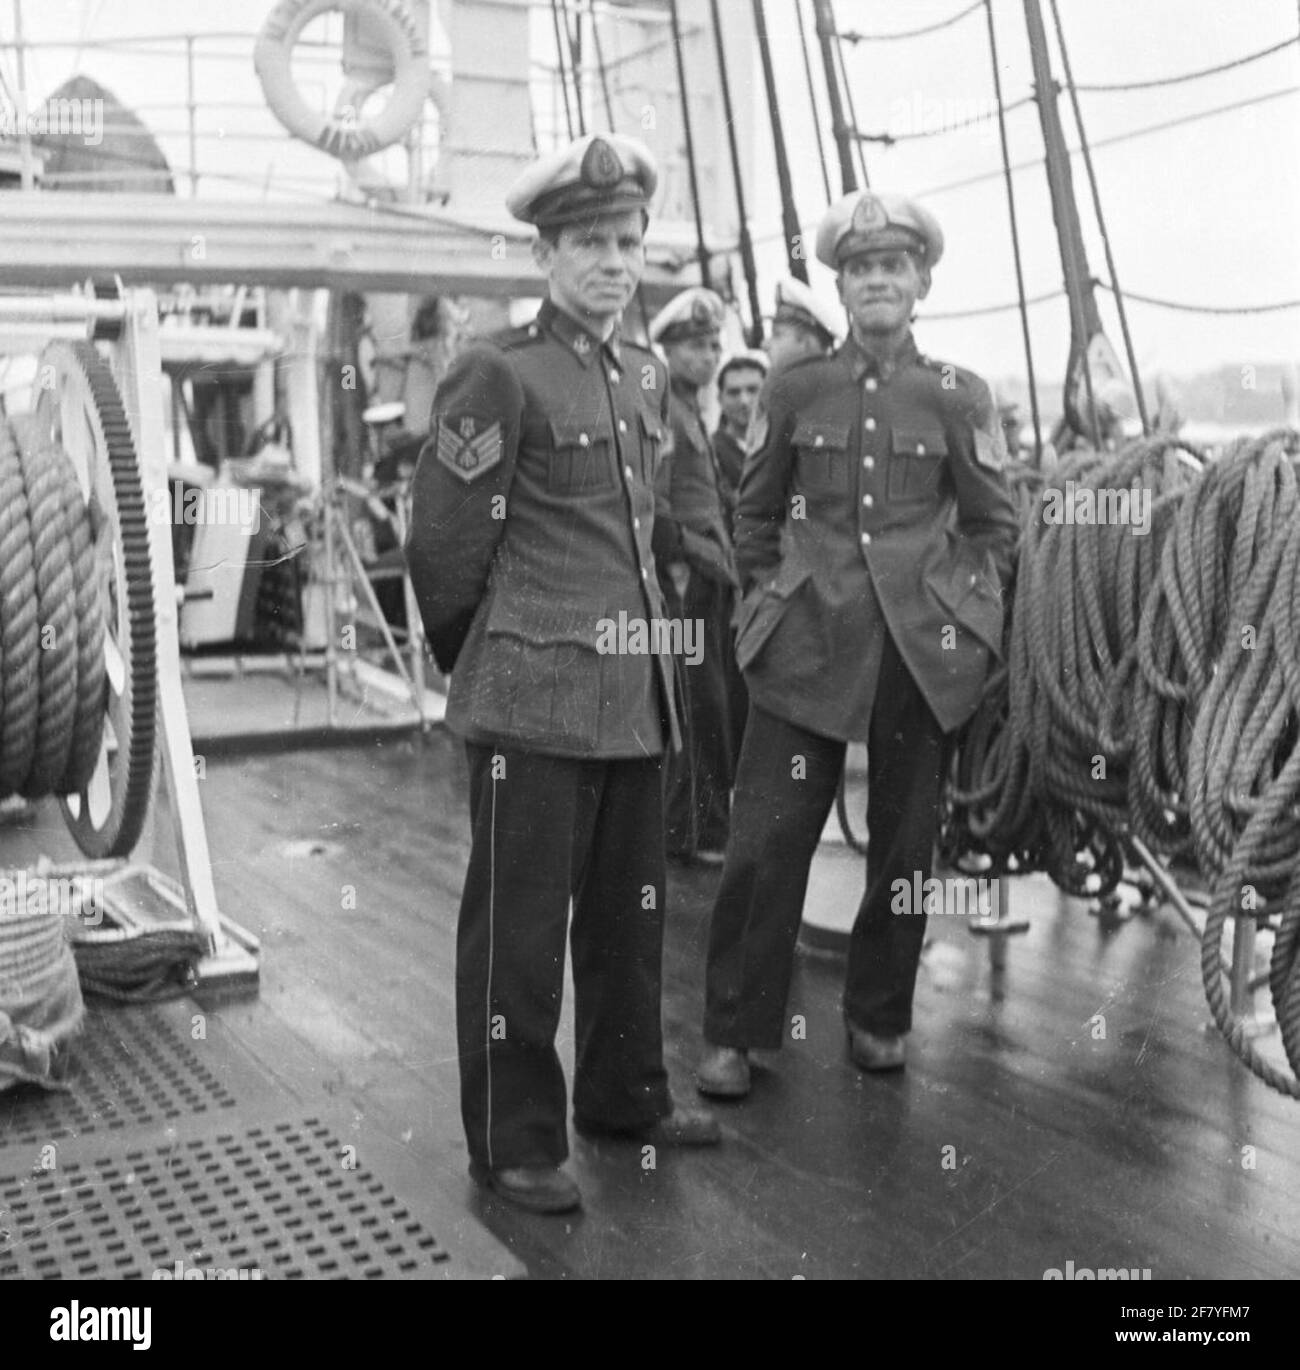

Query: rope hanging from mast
[984,0,1042,462]
[1049,0,1150,435]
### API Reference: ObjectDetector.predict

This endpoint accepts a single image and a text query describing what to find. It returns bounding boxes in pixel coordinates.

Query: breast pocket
[887,425,947,502]
[548,420,615,495]
[792,420,851,494]
[638,410,666,483]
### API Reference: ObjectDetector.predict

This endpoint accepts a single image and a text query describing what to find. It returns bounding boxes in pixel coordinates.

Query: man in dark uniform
[695,190,1019,1098]
[405,132,719,1215]
[712,351,768,762]
[713,351,768,530]
[650,288,737,864]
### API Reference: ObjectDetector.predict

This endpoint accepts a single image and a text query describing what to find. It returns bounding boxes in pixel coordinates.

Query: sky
[2,0,1296,388]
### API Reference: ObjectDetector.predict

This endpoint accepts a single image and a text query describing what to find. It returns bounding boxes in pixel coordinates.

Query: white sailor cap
[773,277,843,344]
[506,132,658,227]
[649,287,726,345]
[814,190,944,269]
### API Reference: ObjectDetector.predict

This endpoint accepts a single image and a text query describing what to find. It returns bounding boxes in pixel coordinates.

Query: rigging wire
[922,287,1065,320]
[910,85,1300,202]
[1049,0,1149,434]
[857,93,1036,145]
[984,0,1041,461]
[1073,34,1298,92]
[709,0,763,345]
[923,283,1300,321]
[588,0,615,134]
[838,0,983,43]
[794,0,833,202]
[810,0,857,193]
[583,1,653,341]
[668,0,711,290]
[562,0,587,136]
[754,0,809,280]
[830,3,870,188]
[1099,283,1300,316]
[549,0,575,141]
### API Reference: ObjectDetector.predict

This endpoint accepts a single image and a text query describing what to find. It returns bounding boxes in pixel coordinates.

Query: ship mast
[1022,0,1102,441]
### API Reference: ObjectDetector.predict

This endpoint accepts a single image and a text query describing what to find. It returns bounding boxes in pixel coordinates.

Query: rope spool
[34,340,158,860]
[944,429,1300,1096]
[0,420,106,803]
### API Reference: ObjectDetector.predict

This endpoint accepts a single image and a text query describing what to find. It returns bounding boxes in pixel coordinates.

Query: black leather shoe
[846,1022,906,1072]
[470,1161,581,1214]
[576,1102,722,1147]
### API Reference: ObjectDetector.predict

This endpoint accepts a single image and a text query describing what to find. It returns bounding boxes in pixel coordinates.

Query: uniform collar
[839,330,920,382]
[539,298,623,368]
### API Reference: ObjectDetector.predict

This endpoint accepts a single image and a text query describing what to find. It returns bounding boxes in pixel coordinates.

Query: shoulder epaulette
[487,321,546,351]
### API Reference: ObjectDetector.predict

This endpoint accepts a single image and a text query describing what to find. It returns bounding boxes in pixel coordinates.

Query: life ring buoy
[255,0,430,161]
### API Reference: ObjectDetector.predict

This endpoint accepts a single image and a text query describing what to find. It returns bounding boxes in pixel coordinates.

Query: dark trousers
[703,634,950,1047]
[722,616,749,766]
[662,571,735,855]
[457,743,672,1170]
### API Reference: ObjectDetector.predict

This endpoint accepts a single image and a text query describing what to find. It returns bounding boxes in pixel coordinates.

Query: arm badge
[435,413,503,482]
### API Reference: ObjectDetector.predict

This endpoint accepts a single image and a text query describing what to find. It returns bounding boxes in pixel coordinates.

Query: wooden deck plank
[5,726,1297,1279]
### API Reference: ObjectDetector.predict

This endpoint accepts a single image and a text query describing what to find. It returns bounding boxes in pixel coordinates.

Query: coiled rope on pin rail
[942,428,1300,1095]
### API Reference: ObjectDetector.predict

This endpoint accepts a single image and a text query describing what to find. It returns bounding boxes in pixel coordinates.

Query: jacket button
[618,419,628,433]
[862,456,874,470]
[624,464,634,479]
[865,377,878,392]
[860,532,872,546]
[916,442,926,455]
[814,434,824,447]
[633,516,641,529]
[865,417,877,432]
[610,370,621,383]
[579,433,590,447]
[641,566,649,579]
[862,494,874,507]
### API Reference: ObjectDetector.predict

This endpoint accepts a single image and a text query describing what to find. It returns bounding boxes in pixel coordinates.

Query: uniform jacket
[651,379,737,587]
[734,332,1019,738]
[405,298,680,758]
[711,424,747,534]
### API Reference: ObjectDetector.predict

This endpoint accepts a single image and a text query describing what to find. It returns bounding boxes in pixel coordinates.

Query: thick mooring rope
[945,429,1300,1096]
[0,421,106,801]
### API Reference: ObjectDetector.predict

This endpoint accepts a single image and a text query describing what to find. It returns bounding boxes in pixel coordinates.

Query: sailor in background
[712,349,768,761]
[713,351,768,528]
[650,288,739,865]
[743,276,841,455]
[764,277,842,379]
[406,132,719,1215]
[696,191,1019,1098]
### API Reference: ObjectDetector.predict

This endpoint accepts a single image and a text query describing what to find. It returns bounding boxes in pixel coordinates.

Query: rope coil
[943,430,1300,1096]
[0,421,105,802]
